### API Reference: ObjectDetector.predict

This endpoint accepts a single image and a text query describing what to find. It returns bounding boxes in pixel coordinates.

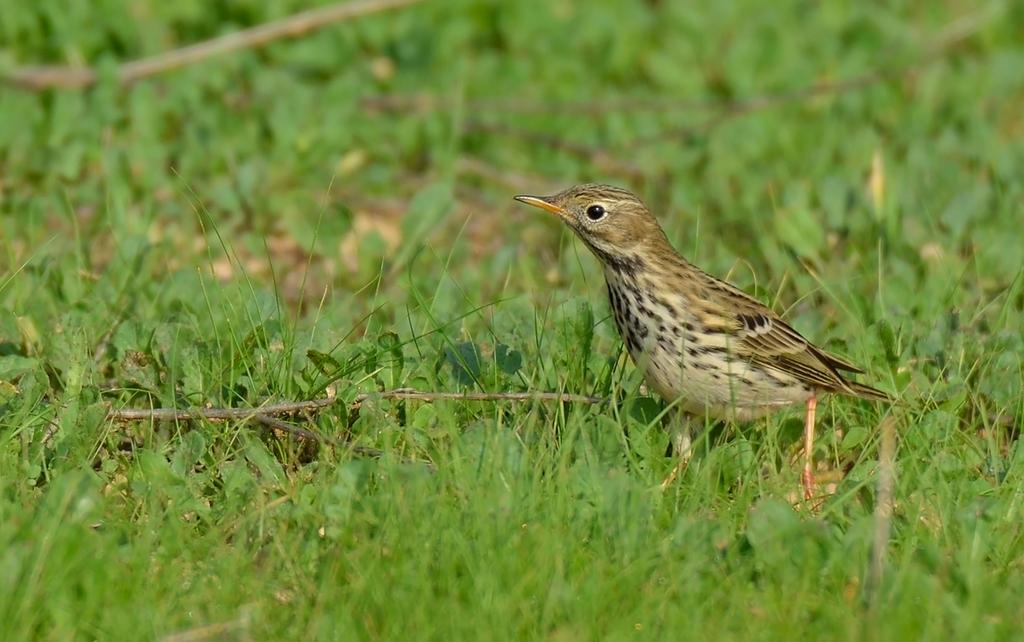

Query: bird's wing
[691,269,877,395]
[732,309,854,389]
[737,312,890,400]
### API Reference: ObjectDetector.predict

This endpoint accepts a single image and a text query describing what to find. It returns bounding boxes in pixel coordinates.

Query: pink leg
[802,394,817,501]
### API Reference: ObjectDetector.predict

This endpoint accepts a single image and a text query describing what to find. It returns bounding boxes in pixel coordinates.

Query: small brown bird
[515,184,889,499]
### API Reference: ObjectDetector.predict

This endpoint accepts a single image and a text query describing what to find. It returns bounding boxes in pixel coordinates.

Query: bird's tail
[843,380,893,402]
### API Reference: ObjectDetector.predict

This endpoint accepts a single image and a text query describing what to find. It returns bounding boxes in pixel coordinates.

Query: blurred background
[1,0,1021,407]
[2,0,1022,408]
[2,2,1024,638]
[4,1,1023,392]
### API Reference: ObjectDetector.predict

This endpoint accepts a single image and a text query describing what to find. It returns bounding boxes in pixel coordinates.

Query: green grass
[2,0,1024,639]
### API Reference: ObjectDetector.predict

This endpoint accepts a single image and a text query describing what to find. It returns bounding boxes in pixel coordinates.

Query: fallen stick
[4,0,426,90]
[106,387,602,468]
[107,387,605,422]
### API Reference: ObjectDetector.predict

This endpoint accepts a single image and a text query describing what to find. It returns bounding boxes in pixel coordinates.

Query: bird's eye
[585,204,606,221]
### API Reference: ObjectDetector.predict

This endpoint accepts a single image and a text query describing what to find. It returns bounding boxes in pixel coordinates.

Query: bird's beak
[513,194,567,219]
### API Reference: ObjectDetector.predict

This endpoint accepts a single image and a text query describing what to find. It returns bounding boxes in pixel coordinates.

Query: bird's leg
[660,409,692,490]
[801,394,818,501]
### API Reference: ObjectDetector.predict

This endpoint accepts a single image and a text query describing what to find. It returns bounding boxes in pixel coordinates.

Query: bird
[514,184,890,499]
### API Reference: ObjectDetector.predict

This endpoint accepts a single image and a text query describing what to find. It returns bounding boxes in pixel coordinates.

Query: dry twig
[107,387,604,424]
[4,0,425,90]
[361,93,721,115]
[355,388,604,405]
[106,388,601,467]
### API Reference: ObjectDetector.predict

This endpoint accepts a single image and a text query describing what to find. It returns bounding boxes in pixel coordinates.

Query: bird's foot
[801,467,814,501]
[659,460,687,490]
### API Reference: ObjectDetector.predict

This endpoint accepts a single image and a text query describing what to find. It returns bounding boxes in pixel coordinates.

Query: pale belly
[606,275,813,421]
[632,342,812,421]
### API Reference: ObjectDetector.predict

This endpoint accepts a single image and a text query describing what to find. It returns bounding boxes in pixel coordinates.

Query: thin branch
[106,387,605,422]
[106,388,599,468]
[108,395,339,421]
[357,388,605,405]
[4,0,426,91]
[361,93,724,116]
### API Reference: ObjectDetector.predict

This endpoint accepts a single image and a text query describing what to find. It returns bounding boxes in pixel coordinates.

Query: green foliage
[1,0,1023,640]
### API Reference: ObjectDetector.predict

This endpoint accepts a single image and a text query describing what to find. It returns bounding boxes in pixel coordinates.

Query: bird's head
[514,184,668,258]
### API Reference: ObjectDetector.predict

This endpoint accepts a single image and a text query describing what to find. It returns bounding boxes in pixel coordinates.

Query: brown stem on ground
[107,387,605,423]
[4,0,426,90]
[105,388,601,468]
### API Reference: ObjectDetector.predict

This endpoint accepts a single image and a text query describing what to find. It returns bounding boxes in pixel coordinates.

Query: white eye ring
[585,204,606,221]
